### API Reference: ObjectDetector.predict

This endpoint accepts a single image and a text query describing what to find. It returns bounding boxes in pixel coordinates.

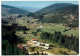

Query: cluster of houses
[17,38,50,50]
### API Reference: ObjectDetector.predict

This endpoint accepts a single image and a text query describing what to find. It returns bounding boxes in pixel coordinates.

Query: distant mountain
[18,7,41,12]
[2,5,30,16]
[36,3,78,14]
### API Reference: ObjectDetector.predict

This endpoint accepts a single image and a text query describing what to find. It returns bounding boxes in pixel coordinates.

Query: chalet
[35,42,40,46]
[31,38,38,42]
[40,43,49,46]
[40,43,45,46]
[43,46,49,49]
[21,44,30,47]
[39,43,50,49]
[27,41,37,44]
[31,38,38,41]
[45,44,50,47]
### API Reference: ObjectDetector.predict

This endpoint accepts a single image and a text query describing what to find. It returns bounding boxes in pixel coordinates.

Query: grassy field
[41,24,79,37]
[63,29,79,37]
[16,16,40,27]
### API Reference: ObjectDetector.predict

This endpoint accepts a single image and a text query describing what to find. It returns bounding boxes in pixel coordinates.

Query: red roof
[27,41,36,44]
[31,38,38,41]
[17,44,23,49]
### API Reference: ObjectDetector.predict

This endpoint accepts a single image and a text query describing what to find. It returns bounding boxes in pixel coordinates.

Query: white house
[43,46,49,49]
[45,44,50,47]
[35,42,40,46]
[39,43,50,49]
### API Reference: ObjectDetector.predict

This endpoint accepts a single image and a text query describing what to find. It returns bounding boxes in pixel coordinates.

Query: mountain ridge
[2,5,30,16]
[36,3,78,14]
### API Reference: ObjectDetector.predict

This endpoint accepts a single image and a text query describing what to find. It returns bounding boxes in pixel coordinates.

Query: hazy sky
[2,1,79,8]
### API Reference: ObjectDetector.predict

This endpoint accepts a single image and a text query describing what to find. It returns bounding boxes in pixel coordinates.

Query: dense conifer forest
[41,31,79,53]
[2,25,29,55]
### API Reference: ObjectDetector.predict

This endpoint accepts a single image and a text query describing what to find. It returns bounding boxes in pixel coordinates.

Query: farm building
[40,43,50,49]
[45,44,50,47]
[27,38,39,46]
[31,38,38,42]
[27,41,37,44]
[42,46,49,49]
[35,42,40,46]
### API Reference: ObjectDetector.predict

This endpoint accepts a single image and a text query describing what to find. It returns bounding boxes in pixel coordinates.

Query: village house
[27,38,50,49]
[35,42,40,46]
[39,43,50,49]
[17,38,50,50]
[31,38,38,42]
[27,38,40,46]
[27,41,37,45]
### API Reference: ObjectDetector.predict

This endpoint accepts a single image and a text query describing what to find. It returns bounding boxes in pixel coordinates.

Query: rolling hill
[36,3,78,14]
[35,3,79,27]
[2,5,30,16]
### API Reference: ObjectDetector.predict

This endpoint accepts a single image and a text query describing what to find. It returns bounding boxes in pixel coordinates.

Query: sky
[2,1,79,8]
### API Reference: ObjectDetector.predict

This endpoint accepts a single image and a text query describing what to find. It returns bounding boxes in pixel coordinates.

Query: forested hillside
[36,3,77,14]
[35,3,79,27]
[41,31,79,53]
[2,25,29,55]
[2,5,30,16]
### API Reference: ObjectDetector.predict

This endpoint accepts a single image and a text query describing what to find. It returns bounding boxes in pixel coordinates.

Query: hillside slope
[36,3,77,14]
[35,3,79,27]
[2,5,30,16]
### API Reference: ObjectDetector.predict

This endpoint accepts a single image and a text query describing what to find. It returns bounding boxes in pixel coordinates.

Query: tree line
[41,31,79,53]
[2,25,29,55]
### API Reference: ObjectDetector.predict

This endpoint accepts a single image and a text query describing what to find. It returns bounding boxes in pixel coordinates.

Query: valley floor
[16,23,78,55]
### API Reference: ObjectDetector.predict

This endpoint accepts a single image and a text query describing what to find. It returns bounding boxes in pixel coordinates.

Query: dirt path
[43,51,54,55]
